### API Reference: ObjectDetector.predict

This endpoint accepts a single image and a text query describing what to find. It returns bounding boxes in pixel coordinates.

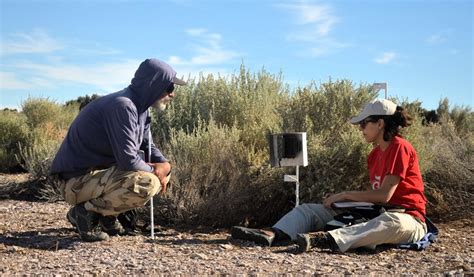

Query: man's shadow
[145,225,229,246]
[0,227,81,251]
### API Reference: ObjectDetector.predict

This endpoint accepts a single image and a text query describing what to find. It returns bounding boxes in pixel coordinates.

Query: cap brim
[349,114,368,124]
[172,77,187,86]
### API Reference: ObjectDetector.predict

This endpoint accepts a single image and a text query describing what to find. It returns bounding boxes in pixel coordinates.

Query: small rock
[219,244,233,250]
[190,253,208,260]
[7,246,18,252]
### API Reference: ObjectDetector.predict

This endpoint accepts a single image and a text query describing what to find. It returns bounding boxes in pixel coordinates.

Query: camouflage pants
[60,166,165,216]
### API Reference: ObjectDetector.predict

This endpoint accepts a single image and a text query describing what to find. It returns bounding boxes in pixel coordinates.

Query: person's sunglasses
[359,117,378,129]
[166,83,175,95]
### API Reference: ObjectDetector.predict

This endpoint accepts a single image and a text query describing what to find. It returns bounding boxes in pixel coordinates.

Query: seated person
[232,99,428,253]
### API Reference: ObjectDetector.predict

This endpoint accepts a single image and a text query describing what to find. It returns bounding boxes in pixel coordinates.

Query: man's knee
[129,171,161,198]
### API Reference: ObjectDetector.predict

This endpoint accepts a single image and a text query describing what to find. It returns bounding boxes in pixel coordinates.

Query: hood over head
[129,58,184,113]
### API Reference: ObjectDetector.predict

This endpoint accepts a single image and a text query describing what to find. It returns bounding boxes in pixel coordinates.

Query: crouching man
[50,58,186,242]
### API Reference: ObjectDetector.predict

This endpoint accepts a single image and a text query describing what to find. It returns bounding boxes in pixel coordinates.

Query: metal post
[148,120,154,240]
[372,82,388,99]
[295,165,299,207]
[284,166,300,207]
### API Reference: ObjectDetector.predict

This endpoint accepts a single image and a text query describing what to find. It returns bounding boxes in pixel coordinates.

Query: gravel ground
[1,200,472,275]
[0,174,473,275]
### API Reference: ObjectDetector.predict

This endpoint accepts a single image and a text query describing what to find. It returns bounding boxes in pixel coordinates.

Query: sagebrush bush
[145,74,474,226]
[154,66,289,167]
[280,81,376,203]
[22,97,63,129]
[421,122,474,220]
[395,99,435,174]
[18,98,75,178]
[160,119,253,226]
[437,98,473,135]
[0,110,29,171]
[5,67,472,226]
[1,98,78,200]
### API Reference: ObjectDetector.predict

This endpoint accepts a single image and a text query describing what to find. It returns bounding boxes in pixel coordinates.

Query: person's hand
[149,162,171,194]
[323,192,346,208]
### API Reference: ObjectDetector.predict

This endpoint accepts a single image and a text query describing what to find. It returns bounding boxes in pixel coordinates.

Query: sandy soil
[0,175,472,275]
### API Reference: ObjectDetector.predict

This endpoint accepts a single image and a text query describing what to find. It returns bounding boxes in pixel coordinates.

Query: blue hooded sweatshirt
[50,58,176,179]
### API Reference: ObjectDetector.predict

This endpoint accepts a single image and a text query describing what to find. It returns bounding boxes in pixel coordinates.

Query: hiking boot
[296,231,338,253]
[99,215,127,236]
[66,207,78,232]
[231,226,275,246]
[71,203,109,242]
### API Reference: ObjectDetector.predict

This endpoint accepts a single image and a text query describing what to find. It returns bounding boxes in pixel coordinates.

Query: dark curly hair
[368,106,412,141]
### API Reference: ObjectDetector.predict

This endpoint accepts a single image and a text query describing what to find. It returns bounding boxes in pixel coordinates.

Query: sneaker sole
[231,227,273,246]
[296,234,311,253]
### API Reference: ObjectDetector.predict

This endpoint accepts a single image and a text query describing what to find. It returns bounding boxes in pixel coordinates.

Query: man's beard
[152,98,170,112]
[155,102,167,111]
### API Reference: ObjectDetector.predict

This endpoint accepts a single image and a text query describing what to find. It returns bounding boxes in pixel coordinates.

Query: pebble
[190,253,209,260]
[219,244,233,250]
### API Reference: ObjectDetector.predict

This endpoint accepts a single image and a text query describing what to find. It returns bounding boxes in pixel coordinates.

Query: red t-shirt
[367,136,427,221]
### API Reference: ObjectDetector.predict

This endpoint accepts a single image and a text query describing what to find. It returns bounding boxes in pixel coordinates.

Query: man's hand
[148,162,171,194]
[323,192,347,208]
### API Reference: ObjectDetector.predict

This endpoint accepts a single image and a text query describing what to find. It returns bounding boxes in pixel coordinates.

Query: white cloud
[0,28,236,92]
[1,29,122,57]
[374,52,396,64]
[186,28,206,37]
[278,2,348,58]
[308,38,351,57]
[167,29,238,67]
[2,59,141,92]
[0,72,33,89]
[280,2,339,40]
[426,34,446,45]
[0,29,64,56]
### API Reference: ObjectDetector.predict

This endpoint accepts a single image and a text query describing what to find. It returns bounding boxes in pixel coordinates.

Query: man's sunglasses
[359,117,378,129]
[166,83,175,94]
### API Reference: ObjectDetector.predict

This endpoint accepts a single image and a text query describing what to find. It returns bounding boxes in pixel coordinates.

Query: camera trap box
[268,132,308,167]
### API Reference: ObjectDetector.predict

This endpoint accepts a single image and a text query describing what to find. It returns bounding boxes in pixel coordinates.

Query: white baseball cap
[350,99,397,124]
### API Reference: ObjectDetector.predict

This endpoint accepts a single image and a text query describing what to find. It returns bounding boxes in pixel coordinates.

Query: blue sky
[1,0,472,110]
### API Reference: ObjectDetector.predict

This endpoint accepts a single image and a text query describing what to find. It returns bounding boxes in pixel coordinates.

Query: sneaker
[231,226,275,246]
[72,203,110,242]
[296,231,338,253]
[99,215,127,236]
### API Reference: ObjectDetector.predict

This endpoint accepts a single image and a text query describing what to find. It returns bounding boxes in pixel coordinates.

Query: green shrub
[396,99,435,174]
[0,110,29,171]
[281,80,376,136]
[22,97,63,129]
[280,80,377,203]
[422,122,473,220]
[159,119,252,226]
[154,65,289,167]
[300,125,371,202]
[12,98,76,200]
[436,98,473,135]
[4,69,470,226]
[149,74,472,226]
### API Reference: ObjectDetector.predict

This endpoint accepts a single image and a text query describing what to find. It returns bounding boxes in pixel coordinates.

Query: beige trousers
[273,203,427,252]
[60,166,165,216]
